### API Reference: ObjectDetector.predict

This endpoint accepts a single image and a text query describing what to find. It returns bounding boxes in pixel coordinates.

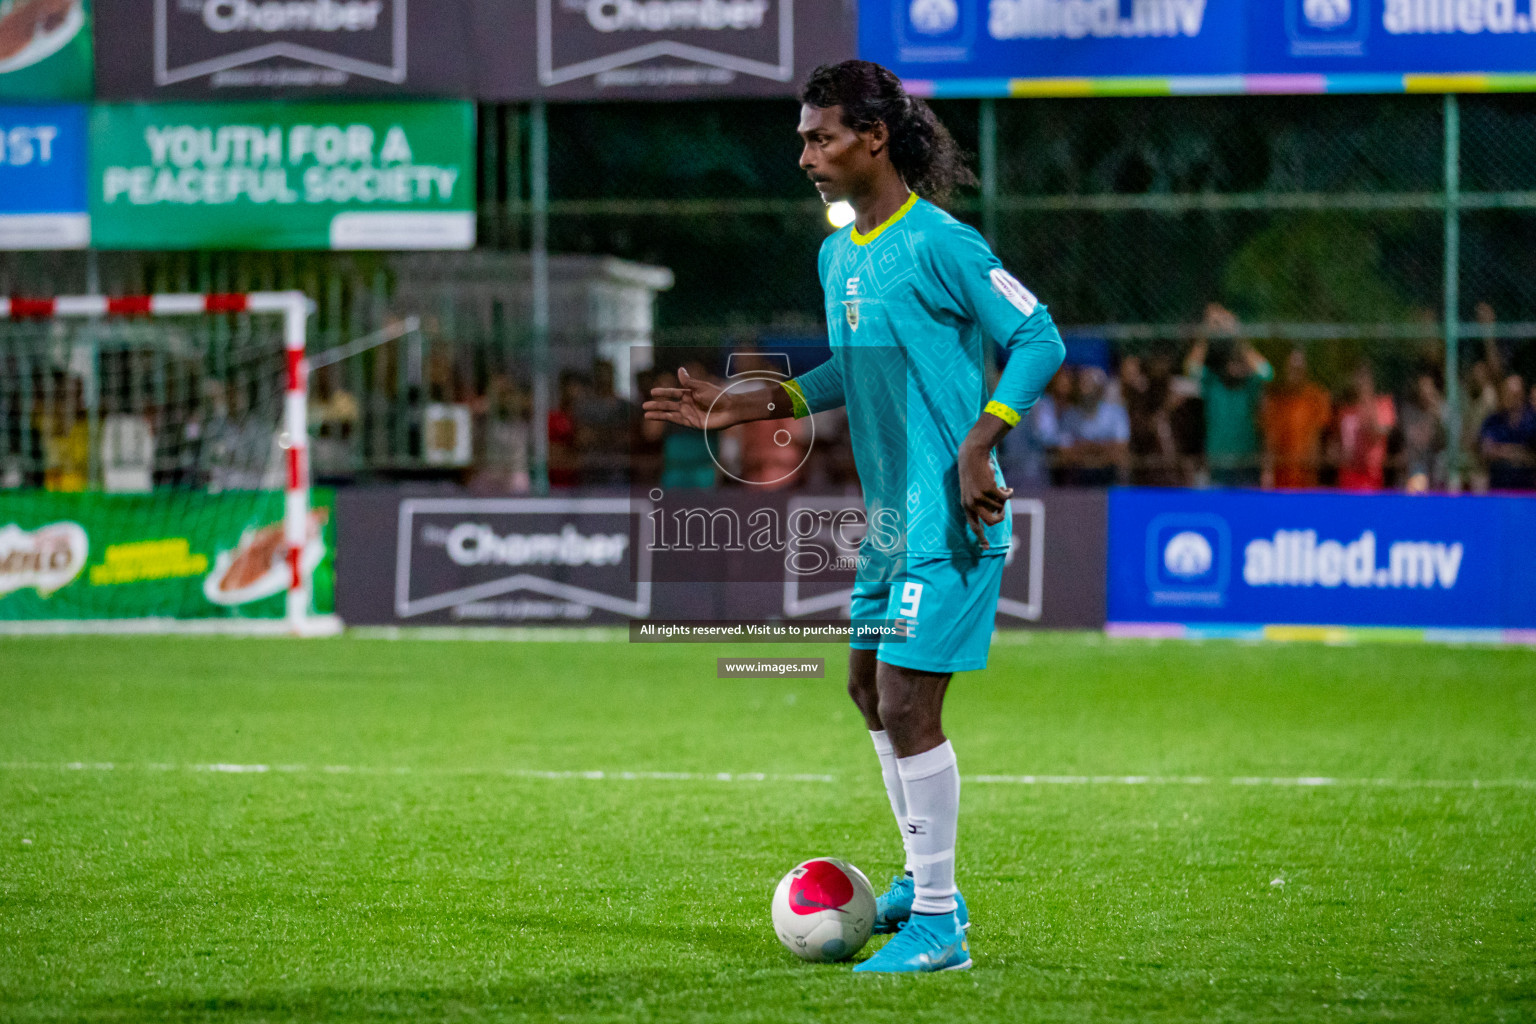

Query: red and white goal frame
[0,291,335,636]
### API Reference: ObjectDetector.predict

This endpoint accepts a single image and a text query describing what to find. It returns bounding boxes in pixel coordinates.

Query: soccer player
[644,60,1065,972]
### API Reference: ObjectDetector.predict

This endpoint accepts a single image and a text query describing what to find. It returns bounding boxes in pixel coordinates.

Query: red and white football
[770,857,876,962]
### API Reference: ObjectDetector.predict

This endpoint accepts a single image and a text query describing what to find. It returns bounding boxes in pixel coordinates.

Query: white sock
[870,730,915,874]
[897,740,960,916]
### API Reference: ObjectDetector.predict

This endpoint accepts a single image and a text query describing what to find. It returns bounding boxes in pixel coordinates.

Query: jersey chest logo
[844,275,861,331]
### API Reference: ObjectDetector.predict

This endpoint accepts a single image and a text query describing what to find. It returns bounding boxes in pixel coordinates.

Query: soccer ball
[771,858,876,962]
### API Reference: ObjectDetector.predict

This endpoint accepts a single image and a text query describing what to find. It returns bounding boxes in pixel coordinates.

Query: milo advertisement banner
[89,100,475,250]
[0,489,335,621]
[0,0,92,100]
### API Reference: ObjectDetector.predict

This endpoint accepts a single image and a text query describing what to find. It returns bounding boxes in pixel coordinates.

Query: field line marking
[2,762,1535,789]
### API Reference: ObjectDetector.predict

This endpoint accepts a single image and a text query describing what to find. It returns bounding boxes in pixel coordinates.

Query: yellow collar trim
[850,192,918,246]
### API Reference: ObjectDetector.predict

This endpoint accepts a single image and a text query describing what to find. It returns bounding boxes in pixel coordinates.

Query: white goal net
[0,293,336,634]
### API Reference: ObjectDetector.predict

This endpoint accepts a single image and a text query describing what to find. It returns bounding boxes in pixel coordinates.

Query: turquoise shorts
[850,552,1007,674]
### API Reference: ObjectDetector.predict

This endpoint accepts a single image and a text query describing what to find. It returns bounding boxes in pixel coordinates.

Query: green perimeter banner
[0,489,335,621]
[0,0,92,101]
[90,101,474,250]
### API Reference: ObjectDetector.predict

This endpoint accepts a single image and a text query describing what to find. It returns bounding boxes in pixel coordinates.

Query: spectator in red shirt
[548,370,585,488]
[1334,364,1396,491]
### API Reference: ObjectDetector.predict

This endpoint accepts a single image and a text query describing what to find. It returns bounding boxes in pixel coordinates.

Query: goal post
[0,291,337,636]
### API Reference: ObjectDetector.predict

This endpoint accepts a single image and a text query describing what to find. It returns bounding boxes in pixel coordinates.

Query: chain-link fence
[4,93,1535,492]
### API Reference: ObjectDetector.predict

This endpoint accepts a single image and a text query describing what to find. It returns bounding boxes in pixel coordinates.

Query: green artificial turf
[1,633,1533,1022]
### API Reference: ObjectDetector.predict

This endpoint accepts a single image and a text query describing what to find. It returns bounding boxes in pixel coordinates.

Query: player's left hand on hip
[958,444,1012,549]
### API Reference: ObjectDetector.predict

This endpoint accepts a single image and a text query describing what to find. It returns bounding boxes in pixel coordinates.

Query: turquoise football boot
[872,875,969,934]
[853,910,972,973]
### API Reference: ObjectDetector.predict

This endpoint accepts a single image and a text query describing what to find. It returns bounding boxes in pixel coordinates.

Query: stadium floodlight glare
[0,291,337,637]
[826,201,855,229]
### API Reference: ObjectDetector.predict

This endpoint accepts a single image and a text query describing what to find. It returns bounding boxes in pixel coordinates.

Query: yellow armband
[984,400,1021,427]
[783,379,812,419]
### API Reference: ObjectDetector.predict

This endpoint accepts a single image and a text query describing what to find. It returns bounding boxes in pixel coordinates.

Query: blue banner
[1251,0,1536,75]
[869,0,1243,79]
[1107,489,1536,630]
[862,0,1536,94]
[0,104,88,249]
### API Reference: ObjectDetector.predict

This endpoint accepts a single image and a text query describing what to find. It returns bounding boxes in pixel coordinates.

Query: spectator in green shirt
[1183,304,1273,488]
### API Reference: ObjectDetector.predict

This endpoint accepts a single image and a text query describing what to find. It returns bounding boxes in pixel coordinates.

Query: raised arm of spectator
[1475,302,1505,380]
[1183,339,1208,379]
[1242,343,1273,380]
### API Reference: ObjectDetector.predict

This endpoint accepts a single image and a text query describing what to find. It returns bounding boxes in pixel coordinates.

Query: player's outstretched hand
[643,367,735,431]
[957,441,1012,550]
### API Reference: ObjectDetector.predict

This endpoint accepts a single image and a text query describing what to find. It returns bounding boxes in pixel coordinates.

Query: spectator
[652,363,718,489]
[1461,359,1500,492]
[1399,372,1447,493]
[474,373,531,494]
[1474,301,1514,381]
[735,414,809,489]
[630,368,665,489]
[1057,366,1129,486]
[1185,304,1272,488]
[39,374,89,493]
[1479,374,1536,491]
[1167,364,1204,487]
[1335,364,1396,491]
[1463,303,1509,492]
[308,368,360,476]
[802,405,855,490]
[548,369,586,488]
[713,351,807,488]
[209,380,280,491]
[997,365,1066,489]
[1122,353,1185,486]
[1261,348,1331,489]
[576,358,630,486]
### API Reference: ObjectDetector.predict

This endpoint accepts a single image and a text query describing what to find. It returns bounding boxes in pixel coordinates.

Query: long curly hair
[799,60,977,203]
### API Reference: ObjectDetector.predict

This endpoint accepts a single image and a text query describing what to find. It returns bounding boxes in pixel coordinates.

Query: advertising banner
[773,491,1104,629]
[862,0,1536,96]
[1250,0,1536,77]
[0,489,336,621]
[89,101,475,250]
[476,0,856,100]
[94,0,473,99]
[338,492,650,626]
[866,0,1244,82]
[336,488,1106,630]
[0,103,88,249]
[0,0,92,100]
[1107,488,1536,635]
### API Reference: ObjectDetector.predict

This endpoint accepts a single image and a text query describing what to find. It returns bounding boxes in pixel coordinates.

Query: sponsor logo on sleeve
[989,268,1037,316]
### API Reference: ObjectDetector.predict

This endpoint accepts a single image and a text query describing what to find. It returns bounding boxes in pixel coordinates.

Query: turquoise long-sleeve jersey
[785,194,1065,564]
